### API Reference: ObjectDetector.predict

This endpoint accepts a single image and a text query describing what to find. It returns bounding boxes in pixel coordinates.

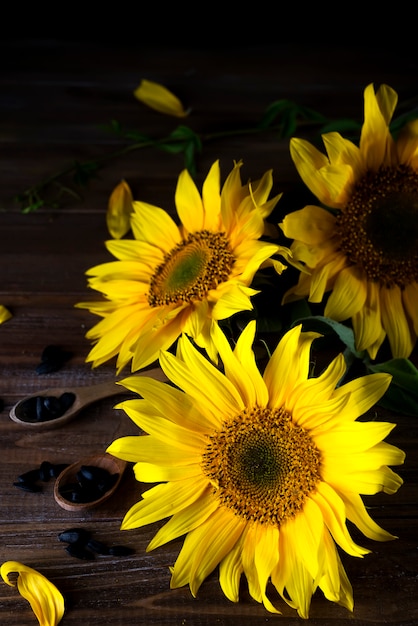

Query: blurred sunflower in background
[107,322,404,618]
[77,160,288,372]
[280,83,418,360]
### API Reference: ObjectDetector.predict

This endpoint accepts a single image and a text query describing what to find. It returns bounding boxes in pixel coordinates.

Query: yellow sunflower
[107,322,405,618]
[76,160,287,372]
[280,83,418,359]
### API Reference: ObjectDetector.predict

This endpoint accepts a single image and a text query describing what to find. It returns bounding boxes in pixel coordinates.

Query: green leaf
[258,99,296,129]
[290,315,363,357]
[367,358,418,416]
[72,161,99,186]
[319,119,362,135]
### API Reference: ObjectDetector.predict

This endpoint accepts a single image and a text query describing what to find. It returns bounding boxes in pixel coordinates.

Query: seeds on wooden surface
[58,526,135,560]
[13,461,70,492]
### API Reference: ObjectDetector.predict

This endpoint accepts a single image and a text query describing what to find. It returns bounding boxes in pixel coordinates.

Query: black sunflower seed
[58,392,76,412]
[16,392,76,423]
[108,545,135,557]
[13,480,42,493]
[86,539,110,555]
[39,460,54,482]
[17,468,41,483]
[65,543,95,560]
[36,345,73,375]
[50,463,70,478]
[58,528,91,544]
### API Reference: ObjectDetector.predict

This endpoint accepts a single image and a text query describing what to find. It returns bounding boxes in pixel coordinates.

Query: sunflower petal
[106,179,133,239]
[1,561,64,626]
[133,79,189,117]
[381,284,415,358]
[0,305,12,324]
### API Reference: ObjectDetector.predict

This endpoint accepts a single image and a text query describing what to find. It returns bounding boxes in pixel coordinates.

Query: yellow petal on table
[0,305,12,324]
[106,179,134,239]
[134,79,189,117]
[1,561,64,626]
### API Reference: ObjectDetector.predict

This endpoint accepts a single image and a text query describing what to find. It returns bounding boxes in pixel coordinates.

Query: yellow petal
[403,281,418,335]
[211,320,268,407]
[106,179,133,239]
[107,434,200,466]
[342,491,398,541]
[211,284,256,320]
[264,325,320,409]
[201,159,222,230]
[148,493,219,551]
[175,168,205,232]
[381,284,415,358]
[171,507,245,596]
[352,279,385,358]
[331,372,391,421]
[130,201,181,251]
[119,375,213,431]
[121,476,208,530]
[253,524,281,613]
[133,79,189,117]
[218,532,245,602]
[324,265,367,321]
[164,334,244,418]
[1,561,64,626]
[360,83,396,170]
[280,205,336,245]
[0,305,12,324]
[311,482,370,557]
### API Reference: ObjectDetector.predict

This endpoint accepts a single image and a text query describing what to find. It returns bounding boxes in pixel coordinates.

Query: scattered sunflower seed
[65,543,95,560]
[58,528,91,544]
[58,526,135,560]
[36,344,73,375]
[108,545,135,557]
[13,461,70,492]
[86,539,110,555]
[13,481,42,493]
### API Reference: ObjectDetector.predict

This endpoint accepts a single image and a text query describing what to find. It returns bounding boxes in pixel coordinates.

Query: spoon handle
[73,367,168,406]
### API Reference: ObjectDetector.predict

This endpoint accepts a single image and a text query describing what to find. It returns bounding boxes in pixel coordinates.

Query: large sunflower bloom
[280,83,418,359]
[77,161,286,372]
[107,322,405,618]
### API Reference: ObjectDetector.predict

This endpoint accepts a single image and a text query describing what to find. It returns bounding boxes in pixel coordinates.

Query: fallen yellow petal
[106,179,134,238]
[134,79,189,117]
[1,561,64,626]
[0,305,12,324]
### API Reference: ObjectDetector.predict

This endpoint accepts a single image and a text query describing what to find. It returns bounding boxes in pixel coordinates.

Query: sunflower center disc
[202,406,321,526]
[336,164,418,287]
[148,230,235,306]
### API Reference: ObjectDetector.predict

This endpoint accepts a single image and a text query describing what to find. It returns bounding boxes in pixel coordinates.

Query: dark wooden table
[1,40,417,625]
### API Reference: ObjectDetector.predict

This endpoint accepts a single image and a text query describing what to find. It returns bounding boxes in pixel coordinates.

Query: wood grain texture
[0,39,417,625]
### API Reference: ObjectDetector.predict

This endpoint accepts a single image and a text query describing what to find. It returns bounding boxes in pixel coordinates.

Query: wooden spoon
[53,452,127,512]
[9,366,167,429]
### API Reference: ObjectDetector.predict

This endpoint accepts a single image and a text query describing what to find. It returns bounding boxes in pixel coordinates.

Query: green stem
[14,119,320,213]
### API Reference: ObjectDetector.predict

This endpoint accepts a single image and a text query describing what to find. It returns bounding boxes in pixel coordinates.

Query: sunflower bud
[106,179,133,239]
